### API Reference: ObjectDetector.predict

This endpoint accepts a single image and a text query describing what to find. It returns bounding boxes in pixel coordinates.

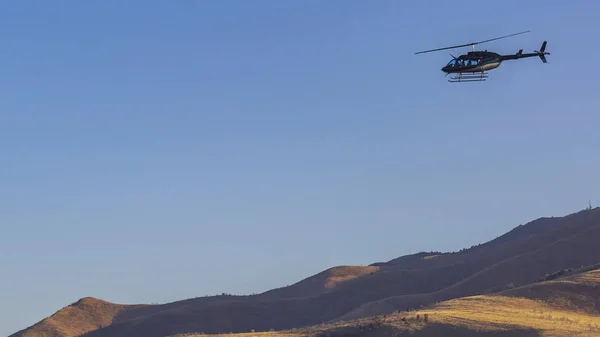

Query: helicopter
[415,30,550,82]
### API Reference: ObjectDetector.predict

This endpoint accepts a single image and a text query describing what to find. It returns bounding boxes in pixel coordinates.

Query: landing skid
[448,72,488,82]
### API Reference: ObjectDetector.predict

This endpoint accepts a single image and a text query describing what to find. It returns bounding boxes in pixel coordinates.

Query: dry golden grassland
[418,295,600,336]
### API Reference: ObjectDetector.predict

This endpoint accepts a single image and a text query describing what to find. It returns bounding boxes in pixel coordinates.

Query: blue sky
[1,1,599,335]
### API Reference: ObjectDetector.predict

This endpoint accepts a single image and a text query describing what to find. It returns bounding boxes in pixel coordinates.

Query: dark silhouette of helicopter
[415,31,550,82]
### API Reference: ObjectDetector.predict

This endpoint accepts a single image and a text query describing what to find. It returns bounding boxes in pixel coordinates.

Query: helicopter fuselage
[441,48,547,74]
[441,51,502,73]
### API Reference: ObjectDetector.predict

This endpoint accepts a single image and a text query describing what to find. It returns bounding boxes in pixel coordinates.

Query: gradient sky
[1,1,599,335]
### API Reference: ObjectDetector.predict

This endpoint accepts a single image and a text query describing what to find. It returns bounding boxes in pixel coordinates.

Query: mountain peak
[72,297,109,306]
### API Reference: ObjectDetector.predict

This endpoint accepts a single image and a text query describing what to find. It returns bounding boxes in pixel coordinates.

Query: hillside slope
[179,268,600,337]
[7,297,147,337]
[8,266,381,337]
[10,207,600,337]
[337,209,600,320]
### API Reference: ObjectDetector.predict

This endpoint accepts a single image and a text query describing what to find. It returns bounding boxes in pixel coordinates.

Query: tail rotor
[535,41,550,63]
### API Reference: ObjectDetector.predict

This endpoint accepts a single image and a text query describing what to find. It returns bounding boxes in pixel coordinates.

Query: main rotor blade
[414,30,530,54]
[415,42,477,54]
[475,30,531,45]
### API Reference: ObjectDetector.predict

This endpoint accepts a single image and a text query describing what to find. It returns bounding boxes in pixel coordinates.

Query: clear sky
[1,1,599,335]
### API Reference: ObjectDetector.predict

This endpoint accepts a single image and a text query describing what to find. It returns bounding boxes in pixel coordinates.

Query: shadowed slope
[79,262,482,337]
[113,265,382,323]
[182,269,600,337]
[336,208,600,320]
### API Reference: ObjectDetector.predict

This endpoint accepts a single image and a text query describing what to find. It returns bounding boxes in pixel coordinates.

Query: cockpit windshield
[447,58,479,67]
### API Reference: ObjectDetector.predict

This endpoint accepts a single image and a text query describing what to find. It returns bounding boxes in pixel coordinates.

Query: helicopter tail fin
[535,41,549,63]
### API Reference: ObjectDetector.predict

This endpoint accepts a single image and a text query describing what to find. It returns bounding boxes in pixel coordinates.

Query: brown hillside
[181,269,600,337]
[8,297,147,337]
[11,207,600,337]
[337,209,600,320]
[80,208,600,337]
[8,266,381,337]
[114,265,381,323]
[80,261,485,336]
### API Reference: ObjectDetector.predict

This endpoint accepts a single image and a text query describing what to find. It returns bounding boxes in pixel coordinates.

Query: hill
[9,206,600,337]
[7,297,147,337]
[336,207,600,320]
[8,266,381,337]
[179,268,600,337]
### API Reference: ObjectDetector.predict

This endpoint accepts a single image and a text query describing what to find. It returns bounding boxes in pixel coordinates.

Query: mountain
[259,267,600,337]
[9,206,600,337]
[181,266,600,337]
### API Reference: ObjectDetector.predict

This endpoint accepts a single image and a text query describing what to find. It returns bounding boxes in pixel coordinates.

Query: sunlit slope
[8,297,147,337]
[258,265,381,300]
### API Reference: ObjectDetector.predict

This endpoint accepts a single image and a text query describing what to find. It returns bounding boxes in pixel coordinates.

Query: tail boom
[501,41,549,63]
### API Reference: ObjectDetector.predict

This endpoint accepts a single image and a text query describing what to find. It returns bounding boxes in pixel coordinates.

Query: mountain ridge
[175,267,600,337]
[9,206,600,337]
